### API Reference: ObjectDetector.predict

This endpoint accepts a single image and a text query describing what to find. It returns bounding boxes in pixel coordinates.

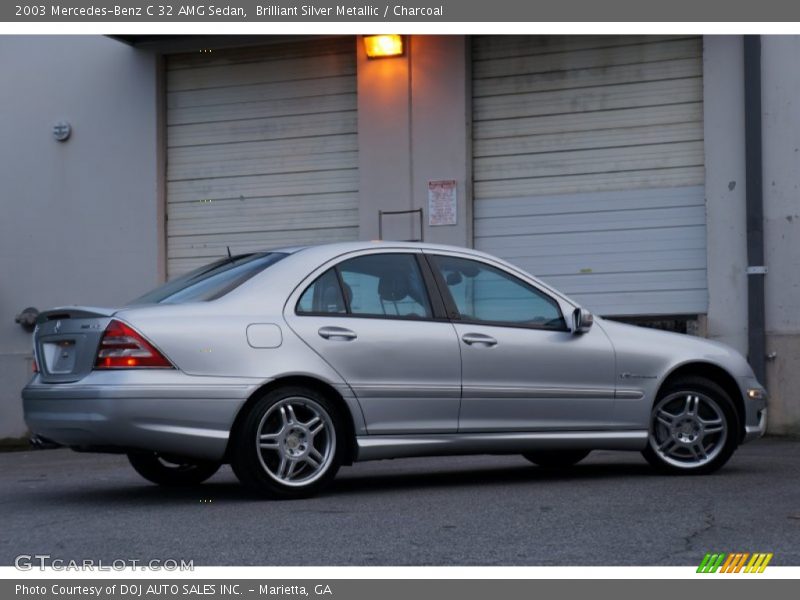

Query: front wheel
[230,386,343,499]
[642,377,738,475]
[523,450,590,468]
[127,452,220,486]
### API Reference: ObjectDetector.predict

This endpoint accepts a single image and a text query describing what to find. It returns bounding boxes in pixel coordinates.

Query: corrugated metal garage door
[165,37,358,277]
[472,36,706,316]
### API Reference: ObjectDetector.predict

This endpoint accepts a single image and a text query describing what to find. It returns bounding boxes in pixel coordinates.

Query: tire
[523,450,590,468]
[127,452,220,486]
[642,376,739,475]
[230,385,344,499]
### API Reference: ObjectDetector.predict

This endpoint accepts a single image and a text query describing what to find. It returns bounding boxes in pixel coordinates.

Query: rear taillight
[94,320,173,369]
[32,330,39,373]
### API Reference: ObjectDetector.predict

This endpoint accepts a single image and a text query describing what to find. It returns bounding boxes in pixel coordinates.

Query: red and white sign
[428,180,457,226]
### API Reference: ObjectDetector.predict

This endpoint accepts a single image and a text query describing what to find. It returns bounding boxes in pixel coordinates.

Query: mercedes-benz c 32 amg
[23,242,767,498]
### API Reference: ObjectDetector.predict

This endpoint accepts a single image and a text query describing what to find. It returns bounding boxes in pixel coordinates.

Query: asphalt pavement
[1,438,798,566]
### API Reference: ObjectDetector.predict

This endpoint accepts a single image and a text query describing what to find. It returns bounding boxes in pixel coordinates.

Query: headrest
[459,262,479,278]
[446,271,463,286]
[378,271,409,302]
[321,284,345,313]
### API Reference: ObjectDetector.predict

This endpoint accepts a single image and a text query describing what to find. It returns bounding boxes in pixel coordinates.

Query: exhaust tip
[29,435,62,450]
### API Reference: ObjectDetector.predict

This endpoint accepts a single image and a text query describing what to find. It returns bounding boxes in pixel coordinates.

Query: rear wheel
[642,377,738,475]
[523,450,590,468]
[127,452,220,486]
[230,386,343,499]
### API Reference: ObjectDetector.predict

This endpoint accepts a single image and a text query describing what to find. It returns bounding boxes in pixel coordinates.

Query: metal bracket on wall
[746,266,768,275]
[378,208,424,242]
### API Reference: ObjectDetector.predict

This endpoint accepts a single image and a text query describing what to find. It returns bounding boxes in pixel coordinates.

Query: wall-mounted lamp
[363,35,404,59]
[15,306,39,332]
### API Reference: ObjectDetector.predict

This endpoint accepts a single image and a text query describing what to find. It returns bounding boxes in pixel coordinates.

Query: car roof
[272,240,489,256]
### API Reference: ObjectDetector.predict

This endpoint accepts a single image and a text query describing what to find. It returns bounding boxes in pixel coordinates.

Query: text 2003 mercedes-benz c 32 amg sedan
[23,242,767,498]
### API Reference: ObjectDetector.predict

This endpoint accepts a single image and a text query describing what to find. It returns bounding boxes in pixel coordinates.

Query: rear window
[129,253,287,305]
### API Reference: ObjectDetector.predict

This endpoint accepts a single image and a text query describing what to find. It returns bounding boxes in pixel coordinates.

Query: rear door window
[339,254,432,319]
[296,253,433,320]
[296,268,347,314]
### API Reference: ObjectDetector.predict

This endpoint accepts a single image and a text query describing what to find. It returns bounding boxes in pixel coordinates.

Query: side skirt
[355,430,648,462]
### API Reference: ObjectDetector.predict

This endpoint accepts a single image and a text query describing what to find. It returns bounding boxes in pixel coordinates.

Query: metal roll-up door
[165,37,358,277]
[472,36,706,316]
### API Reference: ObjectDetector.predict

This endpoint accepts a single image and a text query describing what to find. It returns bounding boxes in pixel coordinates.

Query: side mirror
[572,308,593,334]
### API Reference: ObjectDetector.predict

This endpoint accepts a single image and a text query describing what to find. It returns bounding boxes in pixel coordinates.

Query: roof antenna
[226,245,232,259]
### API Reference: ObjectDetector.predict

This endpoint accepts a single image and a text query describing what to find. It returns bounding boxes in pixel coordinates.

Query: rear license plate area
[42,340,77,374]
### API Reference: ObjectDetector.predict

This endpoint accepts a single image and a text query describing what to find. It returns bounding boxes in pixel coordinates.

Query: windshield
[129,252,287,305]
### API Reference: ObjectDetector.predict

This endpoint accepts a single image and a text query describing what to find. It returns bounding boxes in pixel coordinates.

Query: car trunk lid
[34,307,117,383]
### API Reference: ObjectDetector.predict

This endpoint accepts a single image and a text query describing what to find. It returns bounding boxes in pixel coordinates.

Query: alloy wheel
[255,396,336,487]
[648,391,728,469]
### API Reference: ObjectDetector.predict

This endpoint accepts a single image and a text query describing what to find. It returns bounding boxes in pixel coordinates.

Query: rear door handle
[461,333,498,347]
[318,326,357,341]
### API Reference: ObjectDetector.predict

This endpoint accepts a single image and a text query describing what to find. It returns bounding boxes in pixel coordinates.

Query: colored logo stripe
[697,553,726,573]
[697,552,773,573]
[720,553,736,572]
[745,553,773,573]
[721,553,750,573]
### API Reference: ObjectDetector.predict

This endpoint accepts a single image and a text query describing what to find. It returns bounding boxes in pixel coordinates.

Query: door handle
[461,333,498,347]
[318,326,357,341]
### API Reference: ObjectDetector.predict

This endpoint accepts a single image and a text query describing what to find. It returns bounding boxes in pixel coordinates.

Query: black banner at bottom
[4,579,797,600]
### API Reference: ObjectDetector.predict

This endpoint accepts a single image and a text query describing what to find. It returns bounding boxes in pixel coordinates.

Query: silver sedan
[23,242,768,498]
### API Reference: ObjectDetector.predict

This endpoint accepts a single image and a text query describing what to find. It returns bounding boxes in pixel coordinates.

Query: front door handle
[318,326,357,341]
[461,332,498,347]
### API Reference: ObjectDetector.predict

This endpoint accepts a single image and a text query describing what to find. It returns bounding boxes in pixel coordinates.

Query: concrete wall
[703,36,749,357]
[0,36,160,439]
[702,35,800,434]
[357,35,471,246]
[356,35,414,240]
[761,36,800,434]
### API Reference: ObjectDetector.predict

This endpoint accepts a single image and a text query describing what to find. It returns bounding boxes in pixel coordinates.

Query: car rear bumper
[22,371,262,462]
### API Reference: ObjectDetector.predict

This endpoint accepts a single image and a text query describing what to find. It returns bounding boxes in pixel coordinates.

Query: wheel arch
[224,375,358,465]
[657,361,745,442]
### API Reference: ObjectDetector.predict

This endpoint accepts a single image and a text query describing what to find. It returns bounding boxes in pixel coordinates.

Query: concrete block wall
[0,36,160,439]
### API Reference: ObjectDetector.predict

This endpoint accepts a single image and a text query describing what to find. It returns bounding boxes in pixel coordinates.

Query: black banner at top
[4,0,800,22]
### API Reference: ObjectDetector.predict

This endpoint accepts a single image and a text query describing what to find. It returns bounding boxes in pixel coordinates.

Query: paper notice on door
[428,180,457,226]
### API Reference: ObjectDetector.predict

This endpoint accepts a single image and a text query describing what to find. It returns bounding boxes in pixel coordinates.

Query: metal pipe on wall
[743,35,767,385]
